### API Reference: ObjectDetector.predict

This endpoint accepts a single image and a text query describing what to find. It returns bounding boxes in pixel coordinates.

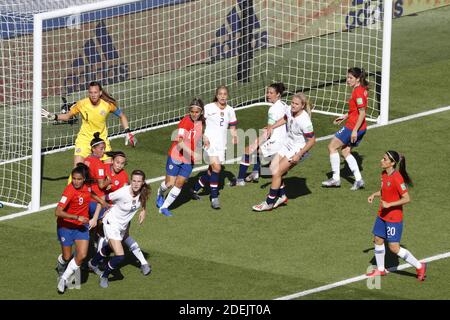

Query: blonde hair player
[252,92,316,211]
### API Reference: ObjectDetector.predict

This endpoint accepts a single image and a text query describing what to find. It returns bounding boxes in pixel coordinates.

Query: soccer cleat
[229,178,245,187]
[99,276,109,288]
[88,259,103,276]
[245,171,259,183]
[159,208,173,217]
[350,179,365,191]
[252,201,273,212]
[366,269,387,277]
[416,262,427,281]
[211,198,221,210]
[156,194,164,208]
[321,178,341,188]
[190,189,201,200]
[273,195,288,209]
[57,277,66,294]
[140,263,152,276]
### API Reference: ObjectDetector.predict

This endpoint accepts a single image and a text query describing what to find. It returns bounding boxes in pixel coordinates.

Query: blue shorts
[89,201,107,220]
[335,126,366,147]
[166,156,193,178]
[57,225,89,247]
[372,216,403,243]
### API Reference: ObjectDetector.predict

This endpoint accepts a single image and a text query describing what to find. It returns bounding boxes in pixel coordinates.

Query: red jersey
[345,85,368,131]
[167,115,203,164]
[378,170,408,223]
[104,164,129,193]
[84,155,106,197]
[57,183,91,228]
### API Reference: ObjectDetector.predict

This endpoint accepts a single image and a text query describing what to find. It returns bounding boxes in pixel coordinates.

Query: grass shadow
[43,176,70,181]
[324,151,365,185]
[258,176,311,201]
[364,243,417,278]
[341,152,364,184]
[168,167,235,210]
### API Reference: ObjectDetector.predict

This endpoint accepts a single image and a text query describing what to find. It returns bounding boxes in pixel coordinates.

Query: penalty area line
[1,105,449,222]
[274,251,450,300]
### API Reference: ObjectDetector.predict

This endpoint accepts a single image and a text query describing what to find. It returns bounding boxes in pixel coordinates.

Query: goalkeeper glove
[124,128,137,147]
[41,108,57,121]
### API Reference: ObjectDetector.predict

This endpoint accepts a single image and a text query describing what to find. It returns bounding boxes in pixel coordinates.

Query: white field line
[1,105,449,222]
[275,251,450,300]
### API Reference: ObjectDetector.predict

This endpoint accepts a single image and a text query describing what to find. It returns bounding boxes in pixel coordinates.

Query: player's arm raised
[41,108,76,122]
[118,112,137,147]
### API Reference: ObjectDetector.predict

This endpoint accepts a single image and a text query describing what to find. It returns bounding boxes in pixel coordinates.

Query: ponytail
[398,154,413,187]
[89,81,117,107]
[90,131,105,148]
[348,67,369,88]
[386,150,413,187]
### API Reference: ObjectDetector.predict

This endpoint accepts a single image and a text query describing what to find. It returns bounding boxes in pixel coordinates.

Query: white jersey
[267,99,288,142]
[204,102,237,150]
[103,185,141,231]
[284,110,314,153]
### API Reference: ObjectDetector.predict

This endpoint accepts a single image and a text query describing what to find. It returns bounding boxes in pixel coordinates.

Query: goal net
[0,0,388,208]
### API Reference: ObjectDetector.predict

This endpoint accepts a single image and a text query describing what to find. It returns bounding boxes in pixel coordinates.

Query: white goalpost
[0,0,391,210]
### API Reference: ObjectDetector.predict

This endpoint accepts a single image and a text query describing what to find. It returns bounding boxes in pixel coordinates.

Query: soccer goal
[0,0,391,210]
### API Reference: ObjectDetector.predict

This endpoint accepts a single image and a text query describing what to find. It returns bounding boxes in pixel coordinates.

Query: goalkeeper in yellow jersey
[42,81,136,167]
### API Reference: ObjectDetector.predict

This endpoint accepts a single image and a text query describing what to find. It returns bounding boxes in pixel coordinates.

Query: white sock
[345,154,362,181]
[130,245,147,266]
[158,181,168,197]
[374,244,385,271]
[61,258,80,281]
[397,247,422,269]
[161,186,181,209]
[97,236,106,253]
[330,152,341,181]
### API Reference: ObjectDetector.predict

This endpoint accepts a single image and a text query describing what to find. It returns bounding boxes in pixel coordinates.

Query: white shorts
[278,145,310,163]
[103,217,126,241]
[277,145,297,161]
[260,138,282,158]
[204,145,225,163]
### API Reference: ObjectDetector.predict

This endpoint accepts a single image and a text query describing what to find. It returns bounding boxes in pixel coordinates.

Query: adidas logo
[352,0,365,5]
[209,2,268,63]
[345,0,402,30]
[65,20,129,95]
